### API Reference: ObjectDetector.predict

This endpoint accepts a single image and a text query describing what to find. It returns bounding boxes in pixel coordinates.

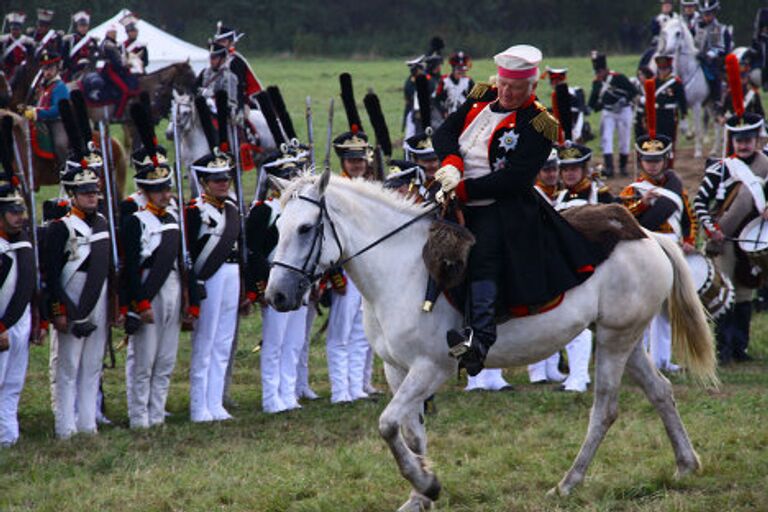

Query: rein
[271,193,439,285]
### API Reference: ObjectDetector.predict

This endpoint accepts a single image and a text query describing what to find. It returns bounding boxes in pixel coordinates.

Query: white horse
[655,17,712,158]
[265,170,718,511]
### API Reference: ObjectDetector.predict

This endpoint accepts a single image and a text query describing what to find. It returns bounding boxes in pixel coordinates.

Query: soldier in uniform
[640,0,679,69]
[694,111,768,364]
[588,51,637,177]
[45,114,111,439]
[693,0,731,109]
[721,48,764,120]
[435,51,475,118]
[543,66,590,143]
[246,149,309,413]
[646,55,688,167]
[98,25,138,118]
[751,8,768,90]
[24,50,70,162]
[384,159,427,200]
[0,12,34,82]
[121,105,183,429]
[324,131,377,402]
[432,45,603,375]
[28,9,62,59]
[121,15,148,75]
[403,132,439,185]
[212,23,263,108]
[681,1,700,33]
[0,159,36,447]
[195,41,239,113]
[61,11,97,81]
[185,142,240,422]
[621,132,696,371]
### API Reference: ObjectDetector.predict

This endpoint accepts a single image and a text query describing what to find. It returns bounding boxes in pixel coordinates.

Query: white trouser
[296,302,316,396]
[642,310,674,370]
[260,304,307,412]
[53,272,108,439]
[600,106,633,156]
[326,279,370,402]
[189,263,239,421]
[527,352,564,383]
[465,369,510,391]
[126,271,181,429]
[0,306,30,446]
[404,111,417,140]
[561,329,592,391]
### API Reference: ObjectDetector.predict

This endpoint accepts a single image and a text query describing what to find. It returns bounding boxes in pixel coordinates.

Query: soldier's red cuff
[704,223,721,237]
[187,305,200,319]
[135,300,152,313]
[441,155,464,173]
[454,181,469,203]
[39,320,50,331]
[0,321,6,333]
[119,306,128,317]
[246,291,258,303]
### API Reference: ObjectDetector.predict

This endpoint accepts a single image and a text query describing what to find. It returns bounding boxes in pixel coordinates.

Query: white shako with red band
[458,45,542,206]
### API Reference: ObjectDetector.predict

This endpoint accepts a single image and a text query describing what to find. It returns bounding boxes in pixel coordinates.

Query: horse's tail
[652,233,719,389]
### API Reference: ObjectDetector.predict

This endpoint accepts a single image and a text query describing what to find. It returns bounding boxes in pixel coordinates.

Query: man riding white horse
[694,0,731,109]
[432,45,604,376]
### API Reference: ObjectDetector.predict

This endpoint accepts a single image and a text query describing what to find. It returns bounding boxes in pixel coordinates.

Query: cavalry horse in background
[654,17,716,158]
[265,170,718,511]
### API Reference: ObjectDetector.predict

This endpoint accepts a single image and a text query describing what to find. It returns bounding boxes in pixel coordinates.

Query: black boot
[446,280,497,376]
[619,154,629,176]
[732,302,754,362]
[603,154,614,177]
[715,307,736,364]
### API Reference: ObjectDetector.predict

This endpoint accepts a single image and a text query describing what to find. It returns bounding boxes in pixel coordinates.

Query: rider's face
[733,136,758,159]
[661,3,673,14]
[702,12,714,24]
[497,76,535,110]
[127,29,138,39]
[76,23,89,35]
[210,55,223,69]
[42,65,58,80]
[683,6,696,16]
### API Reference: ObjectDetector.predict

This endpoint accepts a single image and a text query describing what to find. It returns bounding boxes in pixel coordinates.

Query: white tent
[88,9,208,74]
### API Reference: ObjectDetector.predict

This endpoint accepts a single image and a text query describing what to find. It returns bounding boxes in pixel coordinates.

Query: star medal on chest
[499,129,520,153]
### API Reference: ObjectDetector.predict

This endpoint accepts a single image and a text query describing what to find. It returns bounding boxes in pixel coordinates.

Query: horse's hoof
[545,483,571,498]
[674,454,702,479]
[397,492,434,511]
[421,474,441,502]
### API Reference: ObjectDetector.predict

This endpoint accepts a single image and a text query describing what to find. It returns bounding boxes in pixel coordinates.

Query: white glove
[435,189,453,205]
[434,164,461,193]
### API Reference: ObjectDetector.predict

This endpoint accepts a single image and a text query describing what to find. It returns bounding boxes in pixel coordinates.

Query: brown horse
[1,109,128,197]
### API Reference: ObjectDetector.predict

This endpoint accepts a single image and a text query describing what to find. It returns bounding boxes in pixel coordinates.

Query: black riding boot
[603,154,614,177]
[619,153,629,176]
[447,280,497,376]
[732,301,754,362]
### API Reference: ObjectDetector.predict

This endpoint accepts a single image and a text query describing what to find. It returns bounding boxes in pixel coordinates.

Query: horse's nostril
[273,292,287,309]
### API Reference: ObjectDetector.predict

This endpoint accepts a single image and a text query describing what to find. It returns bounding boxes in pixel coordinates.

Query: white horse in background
[265,170,718,511]
[655,16,712,158]
[166,90,278,194]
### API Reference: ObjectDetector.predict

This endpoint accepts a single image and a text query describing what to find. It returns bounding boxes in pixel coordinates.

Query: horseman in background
[0,12,34,83]
[681,1,700,33]
[195,41,239,114]
[212,23,263,110]
[120,14,148,76]
[61,11,98,81]
[693,0,731,109]
[435,51,474,118]
[640,0,678,69]
[98,24,139,119]
[23,49,70,162]
[27,9,62,60]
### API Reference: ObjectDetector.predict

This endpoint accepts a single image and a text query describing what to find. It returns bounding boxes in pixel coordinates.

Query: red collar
[568,178,592,194]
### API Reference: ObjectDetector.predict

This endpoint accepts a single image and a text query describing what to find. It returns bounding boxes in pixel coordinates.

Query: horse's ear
[172,88,180,102]
[317,167,331,196]
[268,175,291,193]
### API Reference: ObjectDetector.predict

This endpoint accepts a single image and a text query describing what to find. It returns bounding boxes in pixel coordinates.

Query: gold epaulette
[531,103,559,143]
[467,82,492,100]
[598,185,610,193]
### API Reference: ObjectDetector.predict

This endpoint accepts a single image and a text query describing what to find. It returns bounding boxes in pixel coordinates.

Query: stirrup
[447,327,473,358]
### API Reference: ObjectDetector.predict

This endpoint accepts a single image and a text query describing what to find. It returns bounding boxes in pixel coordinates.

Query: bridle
[271,191,439,287]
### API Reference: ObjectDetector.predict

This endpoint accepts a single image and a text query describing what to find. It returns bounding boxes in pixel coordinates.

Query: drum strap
[725,158,766,213]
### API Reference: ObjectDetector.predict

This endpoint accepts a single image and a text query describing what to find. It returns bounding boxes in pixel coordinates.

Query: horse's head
[658,17,694,57]
[266,168,340,311]
[172,89,195,132]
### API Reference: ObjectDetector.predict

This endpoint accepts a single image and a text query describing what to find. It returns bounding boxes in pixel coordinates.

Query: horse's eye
[676,31,680,37]
[298,224,312,235]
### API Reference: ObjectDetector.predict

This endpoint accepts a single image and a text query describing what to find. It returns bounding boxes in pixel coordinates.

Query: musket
[171,100,193,329]
[97,119,121,330]
[305,96,315,167]
[323,97,334,170]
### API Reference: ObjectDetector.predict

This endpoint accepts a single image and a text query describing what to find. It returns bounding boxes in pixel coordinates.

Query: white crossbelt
[726,157,766,214]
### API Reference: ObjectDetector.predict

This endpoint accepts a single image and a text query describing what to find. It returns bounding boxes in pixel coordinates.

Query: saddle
[425,203,646,320]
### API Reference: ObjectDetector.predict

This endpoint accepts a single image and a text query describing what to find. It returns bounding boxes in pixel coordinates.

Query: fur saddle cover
[422,219,476,290]
[422,204,646,291]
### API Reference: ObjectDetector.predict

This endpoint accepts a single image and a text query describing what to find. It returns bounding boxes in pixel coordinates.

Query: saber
[323,97,334,170]
[305,96,315,167]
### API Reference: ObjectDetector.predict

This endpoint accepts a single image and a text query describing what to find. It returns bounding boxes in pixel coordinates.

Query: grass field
[3,55,768,511]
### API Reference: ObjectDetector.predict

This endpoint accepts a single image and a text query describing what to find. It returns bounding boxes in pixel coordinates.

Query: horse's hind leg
[624,341,701,477]
[380,362,449,510]
[549,327,638,497]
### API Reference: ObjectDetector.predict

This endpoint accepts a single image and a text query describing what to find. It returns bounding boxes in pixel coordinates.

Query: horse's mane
[282,171,429,217]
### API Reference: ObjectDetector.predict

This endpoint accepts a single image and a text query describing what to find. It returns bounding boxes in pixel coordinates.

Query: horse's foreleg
[549,328,638,497]
[624,341,701,478]
[380,362,449,507]
[384,362,426,456]
[693,103,704,158]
